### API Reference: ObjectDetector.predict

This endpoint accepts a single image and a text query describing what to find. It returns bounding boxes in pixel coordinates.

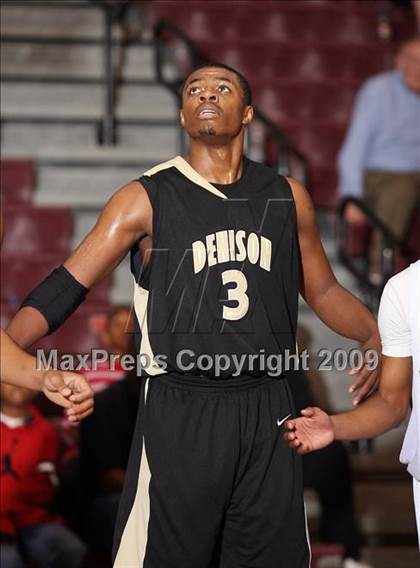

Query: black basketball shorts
[112,374,311,567]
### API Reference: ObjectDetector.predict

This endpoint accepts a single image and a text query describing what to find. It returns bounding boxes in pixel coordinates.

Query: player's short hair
[182,62,252,105]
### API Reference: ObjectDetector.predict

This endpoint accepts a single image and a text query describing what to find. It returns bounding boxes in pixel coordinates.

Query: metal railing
[336,197,406,300]
[153,19,309,184]
[98,2,116,145]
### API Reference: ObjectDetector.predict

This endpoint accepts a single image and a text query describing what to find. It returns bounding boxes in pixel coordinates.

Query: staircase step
[1,42,155,80]
[72,208,135,304]
[34,164,152,208]
[1,82,178,120]
[110,255,133,304]
[1,122,177,163]
[72,209,101,249]
[1,3,103,40]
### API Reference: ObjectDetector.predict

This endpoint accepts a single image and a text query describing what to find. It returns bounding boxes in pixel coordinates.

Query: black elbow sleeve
[21,265,89,334]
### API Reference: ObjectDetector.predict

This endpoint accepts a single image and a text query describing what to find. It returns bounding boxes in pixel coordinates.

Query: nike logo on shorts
[276,414,291,427]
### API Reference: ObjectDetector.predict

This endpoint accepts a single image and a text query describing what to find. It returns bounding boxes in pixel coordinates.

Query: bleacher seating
[153,1,383,45]
[284,124,346,206]
[1,253,67,304]
[1,159,111,336]
[1,253,111,304]
[1,159,35,207]
[2,207,73,255]
[1,300,109,354]
[255,84,354,125]
[151,0,415,207]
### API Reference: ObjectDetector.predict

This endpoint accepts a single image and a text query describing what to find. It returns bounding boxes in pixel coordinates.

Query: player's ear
[242,105,253,126]
[179,109,185,128]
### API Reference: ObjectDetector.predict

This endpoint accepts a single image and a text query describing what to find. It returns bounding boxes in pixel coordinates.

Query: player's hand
[284,407,334,454]
[42,371,94,423]
[348,333,381,406]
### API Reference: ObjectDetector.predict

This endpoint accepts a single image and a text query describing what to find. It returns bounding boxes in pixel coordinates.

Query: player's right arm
[6,181,151,348]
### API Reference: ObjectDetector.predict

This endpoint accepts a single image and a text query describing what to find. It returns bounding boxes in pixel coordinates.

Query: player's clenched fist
[42,370,94,423]
[284,407,335,455]
[1,330,94,422]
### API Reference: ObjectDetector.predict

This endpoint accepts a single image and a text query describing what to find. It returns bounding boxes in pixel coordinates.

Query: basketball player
[285,259,419,545]
[6,63,381,567]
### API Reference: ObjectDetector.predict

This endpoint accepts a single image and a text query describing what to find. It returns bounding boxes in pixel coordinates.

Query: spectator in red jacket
[0,382,87,568]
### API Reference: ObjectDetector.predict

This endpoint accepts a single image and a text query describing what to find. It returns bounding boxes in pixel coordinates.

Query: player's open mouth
[198,110,219,119]
[196,105,221,119]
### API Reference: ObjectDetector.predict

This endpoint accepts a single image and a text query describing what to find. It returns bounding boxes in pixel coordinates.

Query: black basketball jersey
[130,155,299,379]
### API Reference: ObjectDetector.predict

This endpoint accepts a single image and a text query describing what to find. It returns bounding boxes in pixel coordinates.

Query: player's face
[398,40,420,94]
[180,68,253,141]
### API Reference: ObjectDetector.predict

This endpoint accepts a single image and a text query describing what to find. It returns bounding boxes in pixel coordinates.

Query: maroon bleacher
[195,41,391,93]
[1,160,111,324]
[284,124,346,206]
[1,301,110,355]
[1,253,111,305]
[255,84,355,126]
[1,254,67,304]
[2,207,73,255]
[1,160,35,207]
[152,0,415,207]
[153,1,384,45]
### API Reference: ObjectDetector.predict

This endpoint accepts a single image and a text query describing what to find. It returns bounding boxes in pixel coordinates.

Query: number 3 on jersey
[221,269,249,321]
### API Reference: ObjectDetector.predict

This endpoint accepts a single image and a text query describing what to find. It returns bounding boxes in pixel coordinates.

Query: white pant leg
[413,477,420,549]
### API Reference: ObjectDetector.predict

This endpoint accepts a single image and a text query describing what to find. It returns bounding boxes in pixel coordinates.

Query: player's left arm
[287,177,381,405]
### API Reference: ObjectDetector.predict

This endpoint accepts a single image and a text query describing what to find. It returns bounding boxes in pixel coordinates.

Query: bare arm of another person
[288,177,381,404]
[284,355,412,454]
[6,181,152,348]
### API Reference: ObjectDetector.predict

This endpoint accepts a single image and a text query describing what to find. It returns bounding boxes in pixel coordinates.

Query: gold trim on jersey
[144,155,228,200]
[113,379,151,567]
[133,279,167,377]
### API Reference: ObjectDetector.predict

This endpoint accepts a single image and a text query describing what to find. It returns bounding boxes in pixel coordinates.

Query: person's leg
[19,523,87,568]
[0,541,25,568]
[364,171,420,272]
[113,376,240,568]
[303,441,360,560]
[363,171,381,269]
[219,378,310,568]
[371,173,419,240]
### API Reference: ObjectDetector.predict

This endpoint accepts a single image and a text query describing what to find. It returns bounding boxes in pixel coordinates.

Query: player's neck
[186,139,244,185]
